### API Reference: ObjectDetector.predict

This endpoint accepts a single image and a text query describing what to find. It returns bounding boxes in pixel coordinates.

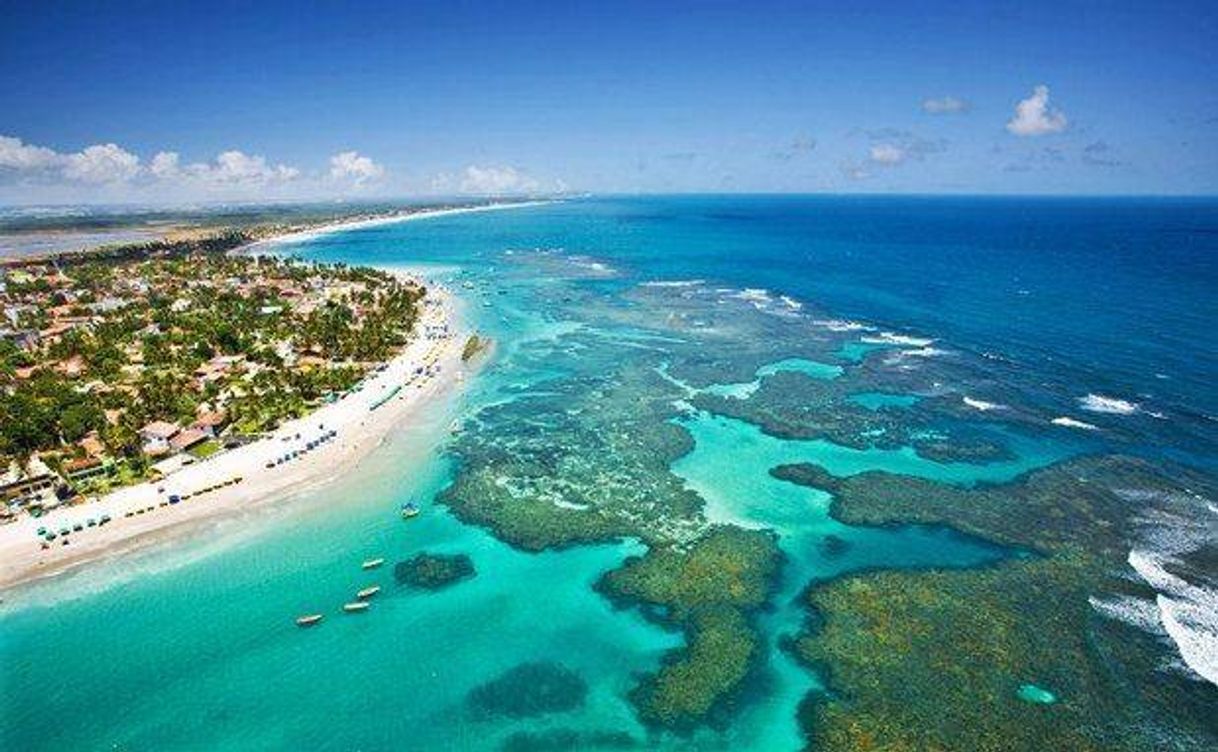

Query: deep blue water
[315,195,1218,466]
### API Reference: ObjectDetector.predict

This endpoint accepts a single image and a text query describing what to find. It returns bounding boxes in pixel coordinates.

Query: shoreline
[0,212,501,592]
[239,199,553,252]
[0,198,555,267]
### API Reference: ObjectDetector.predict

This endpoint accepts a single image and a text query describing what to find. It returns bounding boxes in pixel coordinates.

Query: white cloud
[458,165,541,195]
[1006,85,1068,136]
[0,135,303,196]
[922,96,969,114]
[860,129,944,169]
[869,144,906,165]
[328,150,385,185]
[149,151,181,179]
[63,143,141,183]
[0,135,61,172]
[207,150,299,184]
[1,137,141,184]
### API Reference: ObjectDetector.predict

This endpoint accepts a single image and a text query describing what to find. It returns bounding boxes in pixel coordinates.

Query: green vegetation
[1,238,423,501]
[461,333,489,361]
[596,526,783,730]
[776,457,1218,751]
[393,552,476,590]
[187,439,223,459]
[0,371,108,461]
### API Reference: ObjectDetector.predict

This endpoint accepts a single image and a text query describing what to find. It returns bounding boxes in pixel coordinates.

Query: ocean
[2,196,1215,750]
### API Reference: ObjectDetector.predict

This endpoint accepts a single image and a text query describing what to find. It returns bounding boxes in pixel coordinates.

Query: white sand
[0,280,475,590]
[241,200,552,251]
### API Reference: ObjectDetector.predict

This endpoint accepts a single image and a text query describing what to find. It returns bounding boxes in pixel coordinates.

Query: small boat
[343,602,370,613]
[357,586,381,599]
[362,558,385,570]
[400,502,420,519]
[296,614,324,627]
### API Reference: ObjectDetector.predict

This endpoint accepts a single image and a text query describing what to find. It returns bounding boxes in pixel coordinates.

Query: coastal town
[0,237,429,530]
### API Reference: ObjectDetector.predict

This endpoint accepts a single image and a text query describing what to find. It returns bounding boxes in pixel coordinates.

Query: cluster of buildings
[1,252,416,524]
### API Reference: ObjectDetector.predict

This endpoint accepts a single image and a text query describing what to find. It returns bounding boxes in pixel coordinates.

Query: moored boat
[343,602,370,613]
[362,558,385,570]
[295,614,324,627]
[357,586,381,599]
[400,502,420,519]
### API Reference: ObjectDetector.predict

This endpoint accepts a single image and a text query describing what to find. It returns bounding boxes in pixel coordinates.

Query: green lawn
[188,439,223,459]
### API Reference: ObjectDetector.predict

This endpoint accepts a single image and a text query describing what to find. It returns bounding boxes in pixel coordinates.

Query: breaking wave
[962,396,1005,411]
[812,318,873,333]
[1128,549,1218,687]
[862,331,935,347]
[1118,491,1218,688]
[640,279,705,288]
[1051,416,1099,430]
[1079,393,1140,415]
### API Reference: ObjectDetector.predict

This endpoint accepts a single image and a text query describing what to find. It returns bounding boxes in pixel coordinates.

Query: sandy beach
[240,199,552,253]
[0,257,478,592]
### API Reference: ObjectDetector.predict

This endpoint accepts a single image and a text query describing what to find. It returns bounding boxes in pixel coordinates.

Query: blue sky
[1,0,1216,202]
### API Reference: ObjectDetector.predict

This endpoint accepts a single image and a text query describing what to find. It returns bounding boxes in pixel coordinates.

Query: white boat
[343,602,370,613]
[357,586,381,599]
[295,614,324,627]
[362,558,385,570]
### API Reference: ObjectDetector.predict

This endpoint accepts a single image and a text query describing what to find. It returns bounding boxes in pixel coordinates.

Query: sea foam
[962,396,1005,411]
[862,331,935,347]
[1079,393,1140,415]
[1051,416,1099,431]
[640,279,705,288]
[1128,549,1218,687]
[812,318,873,333]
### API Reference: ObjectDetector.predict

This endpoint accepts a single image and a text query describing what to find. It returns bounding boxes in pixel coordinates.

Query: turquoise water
[756,358,843,381]
[849,391,920,410]
[703,357,841,399]
[0,347,678,751]
[2,197,1214,750]
[1016,684,1058,705]
[834,341,887,363]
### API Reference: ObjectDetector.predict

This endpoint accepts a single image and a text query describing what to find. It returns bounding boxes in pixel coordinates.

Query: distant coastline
[239,199,554,252]
[0,198,555,266]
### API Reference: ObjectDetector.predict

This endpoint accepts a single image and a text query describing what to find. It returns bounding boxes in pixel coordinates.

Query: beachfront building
[168,428,209,454]
[191,410,228,437]
[62,456,115,483]
[0,457,59,521]
[139,421,181,456]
